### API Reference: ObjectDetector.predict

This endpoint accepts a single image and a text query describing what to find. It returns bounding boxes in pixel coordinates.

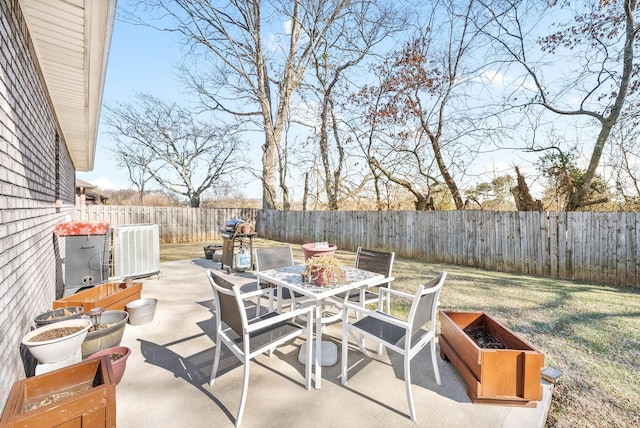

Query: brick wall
[0,0,76,411]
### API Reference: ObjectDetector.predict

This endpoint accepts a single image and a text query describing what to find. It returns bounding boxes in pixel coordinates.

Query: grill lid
[225,219,246,228]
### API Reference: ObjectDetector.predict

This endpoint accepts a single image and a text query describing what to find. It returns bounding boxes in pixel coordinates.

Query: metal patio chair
[338,247,395,315]
[341,272,447,421]
[207,269,313,427]
[254,246,308,311]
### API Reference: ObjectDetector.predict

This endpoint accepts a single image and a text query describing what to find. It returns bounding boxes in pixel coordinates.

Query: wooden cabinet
[0,356,116,427]
[439,311,544,406]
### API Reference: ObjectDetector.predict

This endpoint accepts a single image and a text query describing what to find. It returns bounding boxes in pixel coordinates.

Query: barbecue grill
[220,219,256,272]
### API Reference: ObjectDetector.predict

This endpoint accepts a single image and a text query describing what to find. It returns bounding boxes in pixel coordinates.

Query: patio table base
[298,340,337,366]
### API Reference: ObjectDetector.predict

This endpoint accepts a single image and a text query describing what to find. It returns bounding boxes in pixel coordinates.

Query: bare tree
[127,0,358,210]
[351,0,493,210]
[301,1,406,210]
[104,93,246,207]
[110,140,155,205]
[479,0,639,211]
[606,107,640,209]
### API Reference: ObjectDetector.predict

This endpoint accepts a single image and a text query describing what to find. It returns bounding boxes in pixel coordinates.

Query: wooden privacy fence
[79,205,258,243]
[257,209,639,287]
[79,206,639,287]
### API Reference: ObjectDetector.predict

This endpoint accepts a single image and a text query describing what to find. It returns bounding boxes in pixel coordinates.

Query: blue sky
[77,6,264,198]
[77,11,182,190]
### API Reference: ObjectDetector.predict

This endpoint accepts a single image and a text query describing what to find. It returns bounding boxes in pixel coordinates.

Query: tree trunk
[511,167,542,211]
[415,195,435,211]
[302,172,309,211]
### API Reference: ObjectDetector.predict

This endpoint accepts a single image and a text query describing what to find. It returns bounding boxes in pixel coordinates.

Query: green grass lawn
[161,238,640,427]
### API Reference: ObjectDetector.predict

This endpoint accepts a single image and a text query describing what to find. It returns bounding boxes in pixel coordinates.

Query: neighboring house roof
[18,0,117,171]
[75,178,96,190]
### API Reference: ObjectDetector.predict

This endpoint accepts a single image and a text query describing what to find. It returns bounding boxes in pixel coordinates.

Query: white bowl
[22,318,92,364]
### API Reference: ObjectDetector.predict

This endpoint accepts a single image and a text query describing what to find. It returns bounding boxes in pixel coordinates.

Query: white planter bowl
[22,319,92,364]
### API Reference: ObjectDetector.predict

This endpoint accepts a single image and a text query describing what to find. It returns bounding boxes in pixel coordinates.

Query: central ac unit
[112,224,160,279]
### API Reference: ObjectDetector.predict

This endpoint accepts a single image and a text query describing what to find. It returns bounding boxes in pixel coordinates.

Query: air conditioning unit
[112,224,160,279]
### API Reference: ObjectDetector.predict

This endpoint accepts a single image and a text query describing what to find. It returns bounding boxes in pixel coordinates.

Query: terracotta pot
[301,243,337,260]
[312,267,334,287]
[88,346,131,384]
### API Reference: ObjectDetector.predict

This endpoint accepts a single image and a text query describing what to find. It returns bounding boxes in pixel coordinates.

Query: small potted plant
[22,319,92,364]
[302,255,346,286]
[88,346,132,384]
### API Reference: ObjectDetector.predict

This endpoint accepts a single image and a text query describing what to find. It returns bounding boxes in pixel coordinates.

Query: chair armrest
[343,301,409,329]
[240,287,273,300]
[378,287,413,300]
[246,305,314,333]
[365,276,395,288]
[342,301,381,319]
[343,301,369,315]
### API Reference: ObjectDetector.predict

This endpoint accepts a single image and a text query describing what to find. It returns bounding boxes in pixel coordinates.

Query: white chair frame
[341,272,446,421]
[207,270,313,427]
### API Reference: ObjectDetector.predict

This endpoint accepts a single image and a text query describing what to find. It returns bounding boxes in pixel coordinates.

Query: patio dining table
[254,264,391,389]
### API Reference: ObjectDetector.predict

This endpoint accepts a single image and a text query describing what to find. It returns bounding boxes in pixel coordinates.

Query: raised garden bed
[53,282,142,311]
[0,355,115,427]
[438,311,544,406]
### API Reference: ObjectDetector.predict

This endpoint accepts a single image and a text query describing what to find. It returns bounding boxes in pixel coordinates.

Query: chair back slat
[208,271,245,336]
[355,247,395,283]
[409,273,446,332]
[255,246,294,272]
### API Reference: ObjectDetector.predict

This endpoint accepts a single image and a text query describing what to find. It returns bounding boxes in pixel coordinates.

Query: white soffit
[18,0,116,171]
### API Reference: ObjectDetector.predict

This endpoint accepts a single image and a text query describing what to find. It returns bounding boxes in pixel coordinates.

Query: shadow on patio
[114,258,551,428]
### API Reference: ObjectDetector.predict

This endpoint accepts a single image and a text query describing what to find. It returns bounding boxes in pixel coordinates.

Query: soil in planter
[463,326,508,349]
[88,323,115,333]
[21,385,91,413]
[30,327,85,342]
[44,308,80,321]
[108,352,125,361]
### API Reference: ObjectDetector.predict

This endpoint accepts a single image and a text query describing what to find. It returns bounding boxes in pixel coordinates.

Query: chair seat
[273,286,304,300]
[352,312,406,344]
[232,312,304,352]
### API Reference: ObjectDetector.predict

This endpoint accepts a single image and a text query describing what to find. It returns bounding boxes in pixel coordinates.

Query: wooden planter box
[53,282,142,311]
[439,311,544,406]
[0,356,116,427]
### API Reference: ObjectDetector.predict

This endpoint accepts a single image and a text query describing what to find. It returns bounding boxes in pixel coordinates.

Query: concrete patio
[115,258,552,428]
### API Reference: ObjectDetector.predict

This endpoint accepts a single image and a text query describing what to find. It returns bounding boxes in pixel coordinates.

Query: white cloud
[90,176,117,190]
[474,69,539,93]
[480,69,506,86]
